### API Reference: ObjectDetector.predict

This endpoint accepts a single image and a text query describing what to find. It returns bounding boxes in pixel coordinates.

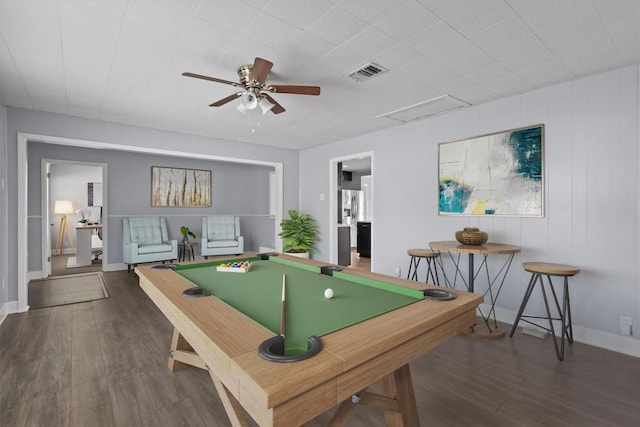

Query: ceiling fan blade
[262,94,286,114]
[182,72,241,88]
[267,85,321,96]
[209,92,243,107]
[251,57,273,84]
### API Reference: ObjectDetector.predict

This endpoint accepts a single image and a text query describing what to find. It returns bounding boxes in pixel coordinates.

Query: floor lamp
[54,200,76,256]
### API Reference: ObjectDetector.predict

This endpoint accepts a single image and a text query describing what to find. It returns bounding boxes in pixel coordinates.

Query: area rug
[29,272,109,309]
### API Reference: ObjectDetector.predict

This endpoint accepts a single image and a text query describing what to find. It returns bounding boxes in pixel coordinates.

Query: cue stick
[280,274,286,337]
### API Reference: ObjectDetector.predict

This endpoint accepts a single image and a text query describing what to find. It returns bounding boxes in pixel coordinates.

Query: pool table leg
[328,363,419,427]
[167,328,250,427]
[208,370,250,427]
[380,363,419,427]
[168,328,206,371]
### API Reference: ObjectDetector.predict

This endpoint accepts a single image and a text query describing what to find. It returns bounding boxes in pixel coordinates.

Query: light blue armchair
[201,215,244,259]
[122,217,177,272]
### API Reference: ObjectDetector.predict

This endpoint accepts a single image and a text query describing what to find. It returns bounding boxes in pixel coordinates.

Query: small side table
[178,242,197,262]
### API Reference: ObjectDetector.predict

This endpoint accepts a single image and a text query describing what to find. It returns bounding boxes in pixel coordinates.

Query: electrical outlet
[619,316,632,336]
[395,266,401,278]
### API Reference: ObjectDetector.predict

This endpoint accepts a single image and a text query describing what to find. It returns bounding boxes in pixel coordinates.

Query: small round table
[178,242,197,262]
[429,241,521,338]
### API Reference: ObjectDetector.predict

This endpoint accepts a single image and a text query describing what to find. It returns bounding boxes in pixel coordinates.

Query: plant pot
[455,227,488,245]
[286,251,309,259]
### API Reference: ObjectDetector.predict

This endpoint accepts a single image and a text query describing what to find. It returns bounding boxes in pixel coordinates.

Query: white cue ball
[324,288,334,299]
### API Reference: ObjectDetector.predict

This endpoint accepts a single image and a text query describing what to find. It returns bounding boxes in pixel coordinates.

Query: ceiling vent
[346,62,388,82]
[376,94,470,122]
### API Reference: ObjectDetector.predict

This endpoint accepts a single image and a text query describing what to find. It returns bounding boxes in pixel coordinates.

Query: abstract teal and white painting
[438,124,544,217]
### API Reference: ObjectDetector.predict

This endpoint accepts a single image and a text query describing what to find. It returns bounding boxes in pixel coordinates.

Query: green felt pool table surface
[175,255,425,352]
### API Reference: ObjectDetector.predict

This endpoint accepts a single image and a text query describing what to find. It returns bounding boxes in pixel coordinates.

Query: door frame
[329,151,374,269]
[42,159,108,276]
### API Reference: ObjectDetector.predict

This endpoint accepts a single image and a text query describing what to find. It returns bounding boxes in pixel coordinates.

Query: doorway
[43,160,106,277]
[330,152,373,272]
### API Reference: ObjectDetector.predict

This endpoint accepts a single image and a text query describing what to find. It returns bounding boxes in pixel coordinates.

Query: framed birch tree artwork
[151,166,212,207]
[438,124,544,217]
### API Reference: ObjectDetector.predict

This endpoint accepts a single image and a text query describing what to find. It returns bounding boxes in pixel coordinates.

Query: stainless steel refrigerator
[342,190,365,247]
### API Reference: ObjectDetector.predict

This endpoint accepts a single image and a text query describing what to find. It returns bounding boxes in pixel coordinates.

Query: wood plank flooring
[2,269,640,426]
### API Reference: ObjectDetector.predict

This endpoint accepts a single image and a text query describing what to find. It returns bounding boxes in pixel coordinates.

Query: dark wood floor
[3,269,640,426]
[350,250,371,272]
[50,254,102,277]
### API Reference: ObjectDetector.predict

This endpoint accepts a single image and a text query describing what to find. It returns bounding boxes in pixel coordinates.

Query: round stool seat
[512,261,580,361]
[406,249,441,285]
[523,262,580,277]
[407,248,439,258]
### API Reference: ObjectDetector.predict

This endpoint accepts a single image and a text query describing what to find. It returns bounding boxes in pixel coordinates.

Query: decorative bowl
[455,227,488,245]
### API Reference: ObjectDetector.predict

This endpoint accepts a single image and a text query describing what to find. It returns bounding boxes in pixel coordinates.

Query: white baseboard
[0,300,20,325]
[28,270,44,280]
[104,262,128,272]
[488,304,640,358]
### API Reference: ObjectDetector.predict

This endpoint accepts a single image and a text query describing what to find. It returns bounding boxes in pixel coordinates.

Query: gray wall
[5,107,299,303]
[300,65,640,356]
[28,144,276,270]
[0,103,7,309]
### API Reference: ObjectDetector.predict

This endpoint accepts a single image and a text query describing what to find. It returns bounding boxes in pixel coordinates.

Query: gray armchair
[122,217,177,272]
[201,215,244,259]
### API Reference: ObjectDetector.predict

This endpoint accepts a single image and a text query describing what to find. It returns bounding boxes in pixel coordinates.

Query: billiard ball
[324,288,334,299]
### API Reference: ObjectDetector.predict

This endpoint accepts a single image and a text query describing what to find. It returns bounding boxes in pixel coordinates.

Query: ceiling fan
[183,57,320,115]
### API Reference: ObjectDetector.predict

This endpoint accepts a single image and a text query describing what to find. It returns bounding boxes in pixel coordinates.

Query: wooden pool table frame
[136,254,482,427]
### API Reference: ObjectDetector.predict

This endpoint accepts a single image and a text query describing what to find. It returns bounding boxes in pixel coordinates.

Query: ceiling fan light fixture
[259,98,274,115]
[240,91,258,110]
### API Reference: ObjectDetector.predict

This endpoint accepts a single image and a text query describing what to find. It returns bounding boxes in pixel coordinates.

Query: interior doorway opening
[330,152,373,272]
[42,160,107,277]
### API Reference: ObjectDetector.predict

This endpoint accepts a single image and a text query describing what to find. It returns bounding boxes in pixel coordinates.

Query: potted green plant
[180,226,196,243]
[278,209,319,257]
[76,208,90,225]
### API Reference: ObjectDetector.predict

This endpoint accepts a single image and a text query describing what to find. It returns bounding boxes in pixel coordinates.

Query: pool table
[136,254,482,427]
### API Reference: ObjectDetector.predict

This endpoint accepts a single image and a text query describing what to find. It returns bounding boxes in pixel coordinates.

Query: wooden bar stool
[510,262,580,361]
[406,249,441,285]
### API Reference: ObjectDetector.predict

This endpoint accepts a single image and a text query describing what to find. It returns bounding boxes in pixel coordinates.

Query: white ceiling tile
[58,0,128,20]
[193,0,262,32]
[307,6,368,46]
[593,0,640,24]
[374,1,441,41]
[218,36,281,69]
[407,21,487,68]
[316,46,368,76]
[501,47,557,73]
[420,0,515,36]
[516,59,575,86]
[124,0,197,38]
[561,49,624,77]
[278,34,336,69]
[536,19,617,59]
[340,26,399,58]
[336,0,414,25]
[507,0,601,34]
[242,13,306,50]
[263,0,335,28]
[371,43,423,70]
